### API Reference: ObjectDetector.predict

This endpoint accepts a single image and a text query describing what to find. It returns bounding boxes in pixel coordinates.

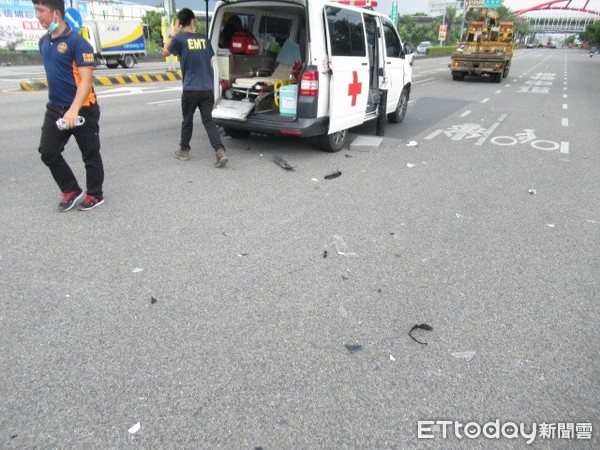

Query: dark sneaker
[59,189,84,212]
[78,194,104,211]
[215,147,228,168]
[174,149,190,161]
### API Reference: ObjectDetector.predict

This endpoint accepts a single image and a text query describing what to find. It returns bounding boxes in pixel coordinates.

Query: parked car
[416,40,432,54]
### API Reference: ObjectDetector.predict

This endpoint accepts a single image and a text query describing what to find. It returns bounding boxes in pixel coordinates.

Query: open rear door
[323,2,369,133]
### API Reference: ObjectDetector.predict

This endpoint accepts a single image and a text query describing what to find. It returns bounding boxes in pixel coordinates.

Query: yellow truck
[450,9,513,83]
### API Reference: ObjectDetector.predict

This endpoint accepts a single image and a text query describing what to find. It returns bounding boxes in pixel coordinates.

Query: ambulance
[210,0,412,151]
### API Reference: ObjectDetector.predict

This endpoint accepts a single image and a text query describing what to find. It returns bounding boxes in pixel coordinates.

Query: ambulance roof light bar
[334,0,379,9]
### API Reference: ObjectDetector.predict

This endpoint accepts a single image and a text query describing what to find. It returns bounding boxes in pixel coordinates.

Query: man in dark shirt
[33,0,104,211]
[163,8,228,167]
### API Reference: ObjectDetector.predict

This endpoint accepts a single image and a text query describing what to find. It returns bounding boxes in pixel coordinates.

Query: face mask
[48,11,58,33]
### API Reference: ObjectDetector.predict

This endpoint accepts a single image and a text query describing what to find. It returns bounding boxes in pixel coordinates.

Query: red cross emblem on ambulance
[347,71,362,106]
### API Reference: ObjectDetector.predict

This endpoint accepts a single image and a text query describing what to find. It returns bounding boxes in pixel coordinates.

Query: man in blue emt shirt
[163,8,229,167]
[33,0,104,211]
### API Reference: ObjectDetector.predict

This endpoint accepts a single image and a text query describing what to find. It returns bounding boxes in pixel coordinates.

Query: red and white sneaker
[59,190,84,212]
[77,194,105,211]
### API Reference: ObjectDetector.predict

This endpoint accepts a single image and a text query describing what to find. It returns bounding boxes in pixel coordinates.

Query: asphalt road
[0,49,599,448]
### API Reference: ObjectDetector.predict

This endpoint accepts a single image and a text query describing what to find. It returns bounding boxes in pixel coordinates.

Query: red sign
[439,24,447,41]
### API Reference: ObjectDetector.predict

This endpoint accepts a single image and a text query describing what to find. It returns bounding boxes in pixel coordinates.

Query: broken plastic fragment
[332,235,349,254]
[237,253,249,257]
[406,163,416,168]
[528,189,537,195]
[339,305,348,317]
[547,224,555,228]
[345,154,353,158]
[345,344,363,353]
[322,249,328,258]
[406,141,418,147]
[451,351,475,361]
[390,232,400,240]
[390,355,396,361]
[273,153,294,170]
[151,296,157,304]
[311,178,319,182]
[455,213,462,218]
[324,170,342,180]
[128,422,141,434]
[132,268,144,273]
[586,220,598,224]
[409,323,433,345]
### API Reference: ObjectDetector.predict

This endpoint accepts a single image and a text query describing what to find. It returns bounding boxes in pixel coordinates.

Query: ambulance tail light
[300,70,319,96]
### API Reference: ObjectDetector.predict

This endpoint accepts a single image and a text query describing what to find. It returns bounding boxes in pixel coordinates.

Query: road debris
[150,296,157,304]
[132,268,144,273]
[128,422,141,434]
[324,170,342,180]
[451,351,476,361]
[406,141,418,147]
[528,189,537,195]
[409,323,433,345]
[345,344,363,354]
[406,163,416,168]
[273,153,294,170]
[390,354,396,361]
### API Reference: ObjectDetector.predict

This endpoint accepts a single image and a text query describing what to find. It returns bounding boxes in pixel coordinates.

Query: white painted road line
[561,142,569,154]
[562,118,569,127]
[562,104,568,110]
[495,90,502,94]
[563,94,567,99]
[147,98,180,105]
[475,113,507,146]
[481,98,490,103]
[460,110,471,117]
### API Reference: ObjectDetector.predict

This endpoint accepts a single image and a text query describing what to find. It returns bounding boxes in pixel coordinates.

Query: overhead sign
[483,0,503,7]
[465,0,484,7]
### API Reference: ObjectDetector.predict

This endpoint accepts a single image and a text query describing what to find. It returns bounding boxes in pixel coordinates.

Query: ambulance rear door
[323,2,369,133]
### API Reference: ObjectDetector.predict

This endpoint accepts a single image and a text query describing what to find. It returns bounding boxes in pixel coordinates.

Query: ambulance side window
[325,6,365,57]
[382,19,401,58]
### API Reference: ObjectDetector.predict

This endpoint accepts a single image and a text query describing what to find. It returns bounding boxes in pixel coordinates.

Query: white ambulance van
[210,0,412,152]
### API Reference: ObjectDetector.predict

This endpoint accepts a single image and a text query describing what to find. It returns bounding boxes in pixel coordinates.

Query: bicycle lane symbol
[424,114,569,154]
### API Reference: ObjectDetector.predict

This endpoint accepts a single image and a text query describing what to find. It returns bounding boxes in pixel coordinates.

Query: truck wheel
[387,88,409,124]
[502,66,510,78]
[223,127,251,139]
[121,55,135,69]
[452,72,464,81]
[106,63,118,69]
[494,73,502,83]
[319,129,348,152]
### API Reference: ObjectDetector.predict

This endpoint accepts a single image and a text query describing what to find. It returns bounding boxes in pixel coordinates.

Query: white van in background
[210,0,412,152]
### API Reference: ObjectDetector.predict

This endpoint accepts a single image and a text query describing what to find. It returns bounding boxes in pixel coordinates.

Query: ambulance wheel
[121,55,135,68]
[387,88,409,124]
[106,63,118,69]
[319,130,347,152]
[224,127,251,139]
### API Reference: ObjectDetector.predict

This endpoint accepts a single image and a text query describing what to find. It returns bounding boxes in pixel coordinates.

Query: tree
[583,21,600,46]
[143,10,165,52]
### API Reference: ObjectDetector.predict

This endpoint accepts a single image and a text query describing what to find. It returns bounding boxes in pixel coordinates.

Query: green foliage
[427,45,457,56]
[564,34,576,46]
[143,10,165,47]
[583,22,600,46]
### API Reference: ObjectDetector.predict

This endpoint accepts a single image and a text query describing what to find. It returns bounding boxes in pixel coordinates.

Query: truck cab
[209,0,412,151]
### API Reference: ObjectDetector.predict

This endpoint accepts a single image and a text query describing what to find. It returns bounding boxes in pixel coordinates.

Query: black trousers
[38,103,104,198]
[180,90,224,151]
